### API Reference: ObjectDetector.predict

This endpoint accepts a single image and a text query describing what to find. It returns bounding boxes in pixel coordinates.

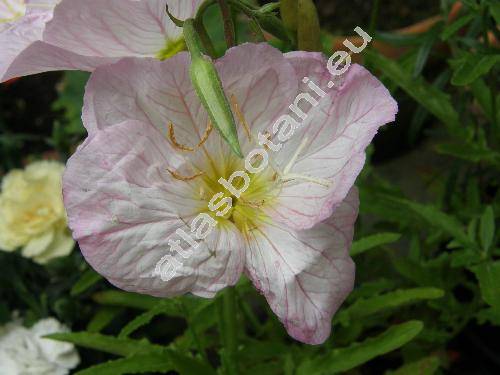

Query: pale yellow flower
[0,160,74,264]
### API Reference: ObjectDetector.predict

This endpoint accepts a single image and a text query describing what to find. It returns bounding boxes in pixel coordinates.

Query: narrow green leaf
[451,53,500,86]
[86,307,121,333]
[413,23,441,77]
[75,354,171,375]
[441,13,475,40]
[76,351,216,375]
[387,355,441,375]
[45,332,164,357]
[71,269,102,296]
[166,350,217,375]
[471,261,500,308]
[471,79,495,120]
[351,232,401,256]
[366,50,460,131]
[337,288,444,325]
[479,206,495,252]
[92,291,164,311]
[389,197,474,247]
[374,31,424,46]
[297,321,424,375]
[491,3,500,24]
[450,249,482,268]
[119,303,172,338]
[238,340,288,362]
[435,142,500,165]
[477,307,500,326]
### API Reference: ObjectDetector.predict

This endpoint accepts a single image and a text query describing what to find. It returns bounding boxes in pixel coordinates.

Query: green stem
[238,296,262,334]
[482,8,498,136]
[195,0,216,19]
[222,287,238,374]
[195,18,217,58]
[179,300,208,362]
[218,0,236,47]
[368,0,380,36]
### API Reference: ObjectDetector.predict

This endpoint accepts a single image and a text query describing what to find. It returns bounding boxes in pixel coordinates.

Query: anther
[197,120,213,147]
[168,123,195,152]
[230,94,252,141]
[167,168,204,181]
[283,173,331,188]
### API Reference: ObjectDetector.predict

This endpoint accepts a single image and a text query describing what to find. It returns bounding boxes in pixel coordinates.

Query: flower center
[164,95,331,238]
[194,156,280,236]
[0,0,26,23]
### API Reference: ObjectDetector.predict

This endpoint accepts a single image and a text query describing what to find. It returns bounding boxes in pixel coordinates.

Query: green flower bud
[280,0,298,34]
[297,0,321,52]
[183,19,243,158]
[229,1,290,43]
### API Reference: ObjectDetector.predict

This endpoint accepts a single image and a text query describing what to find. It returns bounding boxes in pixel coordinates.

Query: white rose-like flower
[0,160,74,264]
[0,317,80,375]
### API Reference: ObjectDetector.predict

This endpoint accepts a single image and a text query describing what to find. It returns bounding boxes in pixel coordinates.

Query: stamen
[197,120,213,147]
[167,168,204,181]
[283,173,331,188]
[283,136,309,175]
[240,198,266,208]
[168,122,195,152]
[230,94,252,141]
[199,186,208,200]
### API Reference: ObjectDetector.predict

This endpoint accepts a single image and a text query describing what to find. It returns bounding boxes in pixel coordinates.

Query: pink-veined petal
[267,55,397,230]
[0,0,107,82]
[82,54,207,141]
[214,43,298,153]
[44,0,202,58]
[63,119,244,297]
[1,40,109,82]
[82,43,300,164]
[245,188,358,344]
[1,0,204,82]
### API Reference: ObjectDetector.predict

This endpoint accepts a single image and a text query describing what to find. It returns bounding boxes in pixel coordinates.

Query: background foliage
[0,0,499,373]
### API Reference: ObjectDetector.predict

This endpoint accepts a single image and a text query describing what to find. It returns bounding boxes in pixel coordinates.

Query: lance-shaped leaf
[44,332,164,357]
[92,290,162,311]
[337,287,444,326]
[75,353,216,375]
[297,321,424,374]
[183,19,243,158]
[471,261,500,308]
[351,232,402,256]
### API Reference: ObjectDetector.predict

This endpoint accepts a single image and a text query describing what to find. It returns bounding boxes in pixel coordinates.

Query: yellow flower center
[164,96,330,239]
[195,156,279,235]
[156,38,187,61]
[0,0,26,23]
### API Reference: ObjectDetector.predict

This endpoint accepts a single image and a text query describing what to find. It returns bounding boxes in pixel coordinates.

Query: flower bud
[280,0,298,34]
[297,0,321,52]
[183,19,243,158]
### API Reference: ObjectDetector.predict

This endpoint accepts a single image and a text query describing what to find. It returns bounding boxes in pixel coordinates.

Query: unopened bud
[280,0,298,34]
[297,0,321,52]
[183,19,243,158]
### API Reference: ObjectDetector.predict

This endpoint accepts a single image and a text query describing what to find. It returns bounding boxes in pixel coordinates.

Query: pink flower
[63,44,398,344]
[0,0,204,82]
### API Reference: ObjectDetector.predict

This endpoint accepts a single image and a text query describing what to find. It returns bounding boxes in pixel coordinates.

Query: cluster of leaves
[0,0,498,374]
